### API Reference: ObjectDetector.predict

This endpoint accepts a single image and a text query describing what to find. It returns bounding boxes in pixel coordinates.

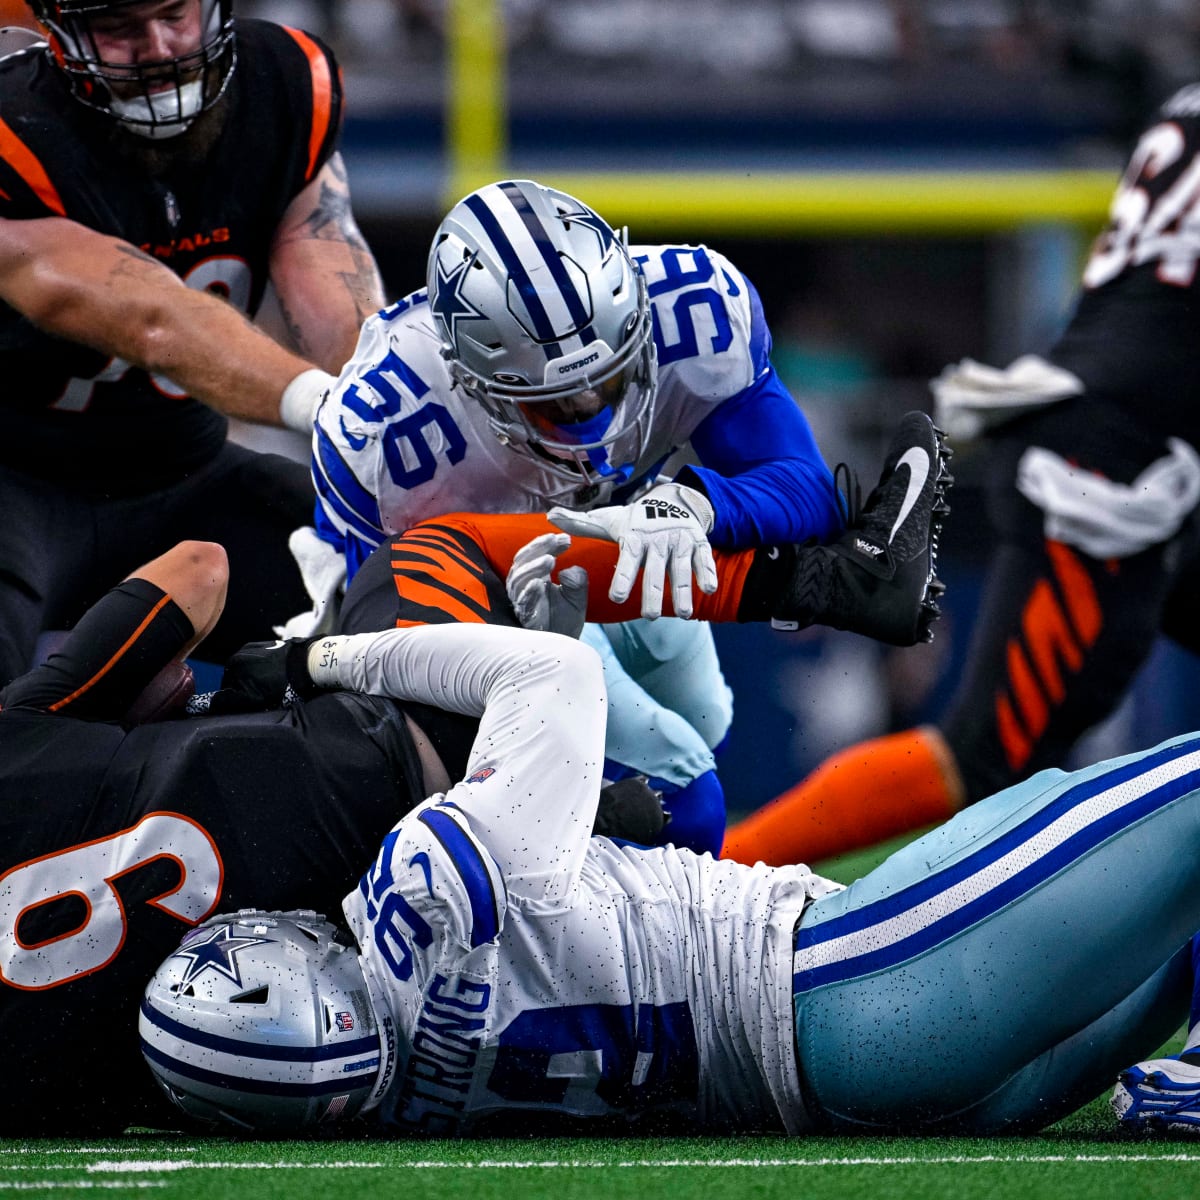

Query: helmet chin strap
[109,79,204,139]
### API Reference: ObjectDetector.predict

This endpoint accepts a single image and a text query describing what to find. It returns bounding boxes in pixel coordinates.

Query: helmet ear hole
[231,986,269,1004]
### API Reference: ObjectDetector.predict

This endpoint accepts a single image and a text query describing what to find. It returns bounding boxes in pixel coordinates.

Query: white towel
[1017,438,1200,559]
[273,526,348,639]
[931,354,1084,441]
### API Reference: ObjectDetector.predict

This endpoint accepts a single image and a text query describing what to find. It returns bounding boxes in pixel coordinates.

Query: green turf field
[6,1114,1199,1200]
[12,836,1191,1199]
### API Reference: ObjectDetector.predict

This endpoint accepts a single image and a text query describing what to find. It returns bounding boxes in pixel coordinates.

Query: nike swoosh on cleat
[888,447,930,543]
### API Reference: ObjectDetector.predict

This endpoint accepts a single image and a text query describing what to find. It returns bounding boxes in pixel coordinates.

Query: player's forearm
[306,624,594,718]
[0,219,321,427]
[129,287,322,425]
[680,458,844,547]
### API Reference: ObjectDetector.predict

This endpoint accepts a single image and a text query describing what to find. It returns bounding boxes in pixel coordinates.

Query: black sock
[736,542,801,622]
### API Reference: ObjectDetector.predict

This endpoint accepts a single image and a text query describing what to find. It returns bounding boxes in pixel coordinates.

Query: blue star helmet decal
[173,924,274,989]
[431,254,487,344]
[558,202,616,254]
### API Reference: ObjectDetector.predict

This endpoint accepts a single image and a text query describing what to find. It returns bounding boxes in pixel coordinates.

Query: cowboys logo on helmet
[428,179,659,492]
[139,910,386,1132]
[25,0,236,138]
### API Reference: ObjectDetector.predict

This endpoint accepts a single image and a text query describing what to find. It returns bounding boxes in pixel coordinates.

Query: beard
[100,85,231,176]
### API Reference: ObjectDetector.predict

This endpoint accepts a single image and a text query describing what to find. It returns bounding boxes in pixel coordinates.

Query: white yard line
[54,1153,1200,1171]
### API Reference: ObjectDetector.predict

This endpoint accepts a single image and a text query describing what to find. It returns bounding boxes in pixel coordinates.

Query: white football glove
[547,481,717,619]
[505,532,590,638]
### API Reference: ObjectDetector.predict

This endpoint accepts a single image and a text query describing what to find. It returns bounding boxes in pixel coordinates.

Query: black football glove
[210,638,321,714]
[592,776,666,845]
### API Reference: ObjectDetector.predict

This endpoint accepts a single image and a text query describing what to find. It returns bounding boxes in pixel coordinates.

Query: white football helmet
[28,0,236,139]
[427,179,658,500]
[139,910,382,1133]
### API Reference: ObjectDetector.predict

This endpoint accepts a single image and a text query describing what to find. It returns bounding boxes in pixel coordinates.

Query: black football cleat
[772,412,953,646]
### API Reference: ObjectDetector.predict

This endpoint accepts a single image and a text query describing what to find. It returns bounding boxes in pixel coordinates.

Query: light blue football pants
[581,618,733,788]
[793,731,1200,1134]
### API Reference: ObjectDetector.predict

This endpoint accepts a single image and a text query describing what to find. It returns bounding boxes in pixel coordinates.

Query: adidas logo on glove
[642,498,693,521]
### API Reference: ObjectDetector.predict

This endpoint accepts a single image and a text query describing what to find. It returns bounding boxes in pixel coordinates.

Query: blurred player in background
[306,178,944,856]
[722,81,1200,869]
[0,0,385,684]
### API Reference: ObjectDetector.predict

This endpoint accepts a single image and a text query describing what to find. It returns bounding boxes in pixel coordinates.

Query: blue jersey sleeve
[683,364,843,547]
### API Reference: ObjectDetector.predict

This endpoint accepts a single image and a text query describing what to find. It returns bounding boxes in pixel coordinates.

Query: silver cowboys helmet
[27,0,236,139]
[427,179,658,498]
[139,910,382,1132]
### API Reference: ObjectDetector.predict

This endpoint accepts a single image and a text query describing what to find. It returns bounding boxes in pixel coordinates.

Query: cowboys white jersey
[344,796,839,1135]
[313,244,763,570]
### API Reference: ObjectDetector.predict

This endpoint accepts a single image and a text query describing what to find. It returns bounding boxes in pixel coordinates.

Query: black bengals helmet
[26,0,236,139]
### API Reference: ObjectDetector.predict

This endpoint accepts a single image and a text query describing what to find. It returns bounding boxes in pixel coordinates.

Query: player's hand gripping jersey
[0,19,343,491]
[313,244,840,579]
[340,625,840,1134]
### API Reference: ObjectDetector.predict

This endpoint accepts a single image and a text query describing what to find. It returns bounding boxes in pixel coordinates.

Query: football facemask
[429,179,660,496]
[458,286,657,488]
[28,0,235,138]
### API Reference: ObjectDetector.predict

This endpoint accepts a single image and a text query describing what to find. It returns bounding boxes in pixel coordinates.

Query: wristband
[303,635,347,691]
[279,368,336,433]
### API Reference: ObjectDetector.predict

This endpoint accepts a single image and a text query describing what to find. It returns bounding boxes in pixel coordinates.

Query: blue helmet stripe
[463,190,561,358]
[793,737,1200,993]
[419,808,500,947]
[140,999,379,1063]
[140,1038,378,1097]
[497,180,596,344]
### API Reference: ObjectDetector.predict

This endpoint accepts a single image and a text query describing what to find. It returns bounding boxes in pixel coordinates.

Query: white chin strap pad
[110,80,204,139]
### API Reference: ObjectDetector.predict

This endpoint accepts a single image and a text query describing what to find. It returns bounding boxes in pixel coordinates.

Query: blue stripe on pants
[791,733,1200,1133]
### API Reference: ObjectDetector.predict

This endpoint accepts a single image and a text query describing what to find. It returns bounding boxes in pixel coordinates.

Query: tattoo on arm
[338,241,385,325]
[276,293,313,359]
[298,179,365,245]
[114,243,162,268]
[274,160,386,347]
[326,154,349,185]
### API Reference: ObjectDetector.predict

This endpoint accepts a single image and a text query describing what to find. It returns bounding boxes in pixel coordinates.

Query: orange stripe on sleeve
[48,595,172,713]
[1022,578,1081,703]
[403,530,487,576]
[996,691,1032,773]
[0,117,65,216]
[1006,639,1048,742]
[282,26,334,182]
[1046,539,1103,645]
[391,543,492,612]
[389,572,487,625]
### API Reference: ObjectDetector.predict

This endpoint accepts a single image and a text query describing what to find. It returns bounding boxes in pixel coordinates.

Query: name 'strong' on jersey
[313,243,766,564]
[344,796,840,1135]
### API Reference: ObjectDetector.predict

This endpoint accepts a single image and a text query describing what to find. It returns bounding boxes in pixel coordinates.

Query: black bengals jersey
[1050,82,1200,449]
[0,20,344,493]
[0,583,421,1135]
